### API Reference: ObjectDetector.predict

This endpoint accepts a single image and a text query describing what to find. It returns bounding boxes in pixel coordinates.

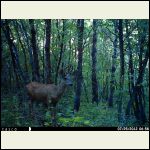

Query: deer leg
[51,106,55,127]
[50,104,57,127]
[29,99,34,121]
[53,106,57,127]
[47,95,55,127]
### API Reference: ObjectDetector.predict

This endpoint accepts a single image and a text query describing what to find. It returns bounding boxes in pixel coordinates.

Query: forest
[1,19,149,127]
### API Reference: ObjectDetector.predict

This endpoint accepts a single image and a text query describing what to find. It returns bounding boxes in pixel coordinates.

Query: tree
[20,20,35,81]
[133,49,148,123]
[13,20,29,80]
[91,19,99,104]
[118,19,124,123]
[74,19,84,112]
[125,20,135,117]
[55,19,66,84]
[45,19,52,84]
[108,20,118,107]
[132,21,149,124]
[29,19,40,81]
[3,20,25,87]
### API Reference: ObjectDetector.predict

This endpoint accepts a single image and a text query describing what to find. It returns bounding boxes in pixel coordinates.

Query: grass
[1,89,149,127]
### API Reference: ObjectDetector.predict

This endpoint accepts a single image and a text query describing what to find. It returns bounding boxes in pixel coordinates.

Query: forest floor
[1,89,149,127]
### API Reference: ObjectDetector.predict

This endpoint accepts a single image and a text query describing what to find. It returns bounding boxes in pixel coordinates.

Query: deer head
[58,65,73,86]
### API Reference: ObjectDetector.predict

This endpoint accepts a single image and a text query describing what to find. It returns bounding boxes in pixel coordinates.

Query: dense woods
[1,19,149,127]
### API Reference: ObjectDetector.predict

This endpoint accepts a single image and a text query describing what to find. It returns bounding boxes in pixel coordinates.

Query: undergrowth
[1,89,149,127]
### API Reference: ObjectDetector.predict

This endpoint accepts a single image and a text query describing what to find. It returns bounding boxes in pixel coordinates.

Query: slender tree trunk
[45,19,52,84]
[68,30,72,65]
[29,19,40,82]
[9,64,12,90]
[55,19,66,84]
[108,21,118,107]
[118,19,124,124]
[74,19,84,112]
[125,20,135,117]
[42,29,45,83]
[91,19,99,104]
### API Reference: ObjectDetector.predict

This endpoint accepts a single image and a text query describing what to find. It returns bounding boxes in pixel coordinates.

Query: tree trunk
[125,20,135,117]
[91,19,99,104]
[118,19,124,124]
[74,19,84,112]
[3,20,25,87]
[29,19,40,82]
[42,29,45,83]
[55,19,66,84]
[134,48,149,123]
[108,20,118,107]
[45,19,52,84]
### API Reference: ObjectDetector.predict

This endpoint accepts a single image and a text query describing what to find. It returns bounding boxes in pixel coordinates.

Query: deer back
[26,82,58,104]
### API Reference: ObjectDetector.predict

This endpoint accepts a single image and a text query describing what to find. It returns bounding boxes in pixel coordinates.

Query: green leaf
[84,120,90,125]
[73,117,84,122]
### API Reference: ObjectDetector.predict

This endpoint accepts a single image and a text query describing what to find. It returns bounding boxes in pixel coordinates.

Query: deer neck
[57,80,67,98]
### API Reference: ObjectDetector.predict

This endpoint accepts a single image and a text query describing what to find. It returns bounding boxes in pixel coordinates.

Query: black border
[1,126,149,131]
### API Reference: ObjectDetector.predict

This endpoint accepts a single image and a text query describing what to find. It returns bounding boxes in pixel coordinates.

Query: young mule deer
[26,67,73,126]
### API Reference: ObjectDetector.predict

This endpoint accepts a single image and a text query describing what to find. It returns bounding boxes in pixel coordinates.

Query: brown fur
[26,81,67,107]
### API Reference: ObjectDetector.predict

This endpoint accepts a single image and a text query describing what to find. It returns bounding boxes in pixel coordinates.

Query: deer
[26,66,73,127]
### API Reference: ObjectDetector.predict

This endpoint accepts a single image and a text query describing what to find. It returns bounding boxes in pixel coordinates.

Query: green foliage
[1,95,20,127]
[1,89,149,127]
[44,111,52,126]
[58,116,88,127]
